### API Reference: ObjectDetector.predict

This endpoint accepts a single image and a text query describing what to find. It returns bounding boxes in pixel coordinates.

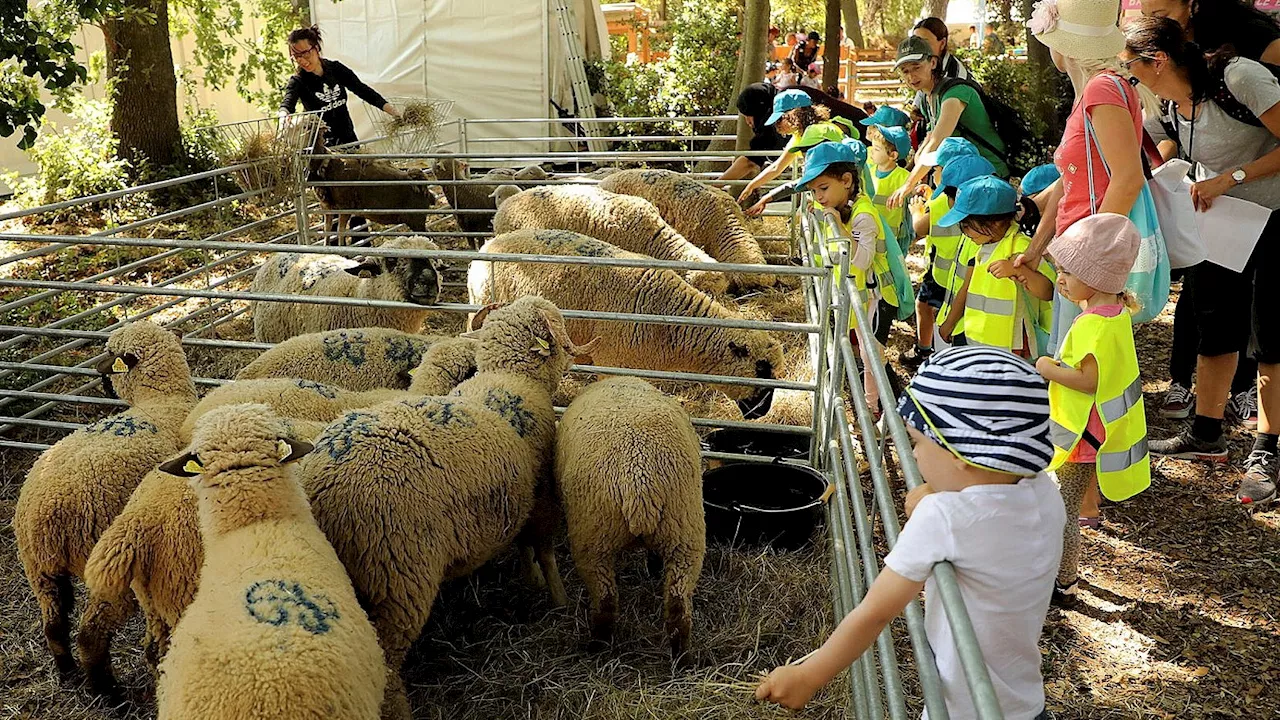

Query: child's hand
[988,259,1022,280]
[745,200,767,217]
[939,317,957,342]
[754,664,823,709]
[905,483,935,517]
[1035,356,1059,376]
[908,195,926,215]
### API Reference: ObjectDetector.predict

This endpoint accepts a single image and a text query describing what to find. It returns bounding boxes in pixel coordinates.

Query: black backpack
[932,76,1033,177]
[1159,59,1280,155]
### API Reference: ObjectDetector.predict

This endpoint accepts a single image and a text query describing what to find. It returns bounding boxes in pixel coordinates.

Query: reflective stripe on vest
[962,226,1023,350]
[926,194,962,287]
[1048,310,1151,502]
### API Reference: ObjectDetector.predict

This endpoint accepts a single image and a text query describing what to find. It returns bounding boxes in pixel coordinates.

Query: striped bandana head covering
[895,346,1053,476]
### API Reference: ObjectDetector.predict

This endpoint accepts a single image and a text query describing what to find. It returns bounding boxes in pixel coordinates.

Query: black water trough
[702,459,832,550]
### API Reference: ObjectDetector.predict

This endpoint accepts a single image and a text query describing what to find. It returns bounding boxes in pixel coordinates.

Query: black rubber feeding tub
[703,459,833,550]
[703,428,810,466]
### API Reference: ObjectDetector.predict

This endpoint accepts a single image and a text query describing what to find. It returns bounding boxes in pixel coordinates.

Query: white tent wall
[310,0,608,157]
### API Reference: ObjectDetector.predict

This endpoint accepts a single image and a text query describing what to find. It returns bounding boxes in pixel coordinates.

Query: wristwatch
[1231,168,1247,184]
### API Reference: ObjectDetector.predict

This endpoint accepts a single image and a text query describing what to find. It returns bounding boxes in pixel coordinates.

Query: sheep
[556,377,705,660]
[235,327,447,391]
[250,236,443,344]
[490,184,522,209]
[12,321,197,684]
[431,158,548,247]
[492,184,729,295]
[304,130,437,245]
[469,229,783,419]
[297,296,592,720]
[598,168,775,290]
[154,404,385,719]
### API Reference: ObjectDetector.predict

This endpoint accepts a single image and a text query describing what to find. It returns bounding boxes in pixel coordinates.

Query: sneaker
[1226,386,1259,431]
[1237,449,1279,506]
[1051,581,1078,609]
[1149,430,1229,463]
[1158,382,1195,419]
[901,345,933,368]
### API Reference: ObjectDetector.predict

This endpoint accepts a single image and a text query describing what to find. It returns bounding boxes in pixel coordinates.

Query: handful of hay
[381,99,442,135]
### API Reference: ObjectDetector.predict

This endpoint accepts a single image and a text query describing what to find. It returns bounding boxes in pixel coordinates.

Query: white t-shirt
[883,472,1065,720]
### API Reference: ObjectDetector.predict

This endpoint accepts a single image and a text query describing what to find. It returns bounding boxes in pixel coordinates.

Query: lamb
[298,296,592,720]
[154,404,385,719]
[304,130,437,244]
[598,168,775,290]
[492,184,729,295]
[431,158,548,247]
[469,229,783,419]
[235,327,447,391]
[12,321,197,683]
[556,377,705,660]
[250,236,443,343]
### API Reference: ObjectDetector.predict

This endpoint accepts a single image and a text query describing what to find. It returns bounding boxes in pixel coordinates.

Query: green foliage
[3,97,130,210]
[173,0,300,112]
[957,50,1070,172]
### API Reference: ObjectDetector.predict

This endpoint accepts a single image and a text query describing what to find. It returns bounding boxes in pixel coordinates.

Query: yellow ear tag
[111,357,129,374]
[183,459,204,474]
[277,439,292,461]
[532,336,551,356]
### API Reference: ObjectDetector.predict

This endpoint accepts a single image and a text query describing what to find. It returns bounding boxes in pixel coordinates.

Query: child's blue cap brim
[765,110,785,126]
[936,205,972,227]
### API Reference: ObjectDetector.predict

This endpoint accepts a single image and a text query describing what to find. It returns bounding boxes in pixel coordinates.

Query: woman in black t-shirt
[279,26,399,147]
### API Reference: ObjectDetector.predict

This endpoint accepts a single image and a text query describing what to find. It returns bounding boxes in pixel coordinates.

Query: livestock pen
[0,115,1002,719]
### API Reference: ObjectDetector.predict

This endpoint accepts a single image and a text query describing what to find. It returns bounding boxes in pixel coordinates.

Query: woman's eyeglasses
[1119,56,1149,70]
[290,46,317,59]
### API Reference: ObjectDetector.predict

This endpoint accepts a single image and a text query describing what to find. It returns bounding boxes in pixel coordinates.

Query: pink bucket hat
[1048,212,1139,294]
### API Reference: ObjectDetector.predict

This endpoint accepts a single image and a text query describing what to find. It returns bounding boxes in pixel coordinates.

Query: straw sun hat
[1028,0,1125,60]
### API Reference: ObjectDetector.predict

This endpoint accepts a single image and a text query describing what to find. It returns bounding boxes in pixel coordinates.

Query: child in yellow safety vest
[902,137,982,366]
[796,139,902,416]
[1035,213,1150,609]
[934,175,1055,359]
[740,89,849,211]
[865,125,913,256]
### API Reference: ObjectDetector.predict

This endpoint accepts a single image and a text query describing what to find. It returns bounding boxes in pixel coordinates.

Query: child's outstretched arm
[740,149,799,203]
[1036,353,1099,395]
[909,194,931,239]
[755,569,926,709]
[988,259,1055,301]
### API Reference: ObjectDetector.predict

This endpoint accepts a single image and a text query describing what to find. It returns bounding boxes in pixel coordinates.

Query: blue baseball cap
[765,89,813,126]
[870,124,912,160]
[1019,163,1061,197]
[797,139,863,189]
[937,176,1017,227]
[931,154,996,199]
[918,136,979,167]
[860,105,911,128]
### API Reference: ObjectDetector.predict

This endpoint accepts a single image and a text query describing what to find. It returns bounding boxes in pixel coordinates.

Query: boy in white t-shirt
[756,345,1064,720]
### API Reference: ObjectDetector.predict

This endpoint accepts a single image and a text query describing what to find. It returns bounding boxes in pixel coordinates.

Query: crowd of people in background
[741,0,1280,717]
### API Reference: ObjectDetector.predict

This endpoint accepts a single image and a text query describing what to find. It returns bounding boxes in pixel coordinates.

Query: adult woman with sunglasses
[1123,17,1280,506]
[279,26,400,148]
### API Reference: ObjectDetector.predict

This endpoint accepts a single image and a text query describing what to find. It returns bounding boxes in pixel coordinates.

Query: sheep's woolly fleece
[470,229,783,414]
[555,376,705,658]
[235,327,445,391]
[493,184,728,295]
[298,296,580,720]
[250,236,443,343]
[157,403,385,720]
[599,168,774,290]
[12,321,197,679]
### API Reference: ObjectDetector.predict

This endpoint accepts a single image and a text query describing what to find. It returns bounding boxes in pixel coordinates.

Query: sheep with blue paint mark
[297,296,594,720]
[250,236,444,343]
[236,327,447,391]
[154,404,385,719]
[13,321,197,688]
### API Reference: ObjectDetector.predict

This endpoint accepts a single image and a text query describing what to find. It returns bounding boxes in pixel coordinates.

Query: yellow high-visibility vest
[963,224,1054,353]
[937,238,977,338]
[926,194,964,288]
[823,194,900,309]
[871,166,911,251]
[1049,310,1151,501]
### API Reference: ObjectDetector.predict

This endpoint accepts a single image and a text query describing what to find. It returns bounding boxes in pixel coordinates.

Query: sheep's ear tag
[532,336,552,357]
[159,453,203,478]
[277,439,293,461]
[278,438,314,464]
[111,357,130,374]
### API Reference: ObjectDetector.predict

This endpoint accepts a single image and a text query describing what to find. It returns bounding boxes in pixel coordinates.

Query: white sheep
[599,168,775,290]
[556,377,705,661]
[469,228,784,419]
[235,327,446,391]
[297,296,592,720]
[250,236,444,343]
[155,404,385,719]
[13,321,197,687]
[493,184,729,295]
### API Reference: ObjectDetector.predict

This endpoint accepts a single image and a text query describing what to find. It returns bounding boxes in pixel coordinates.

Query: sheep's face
[714,332,785,420]
[96,321,194,403]
[468,297,599,394]
[345,254,443,306]
[159,404,312,483]
[431,157,468,180]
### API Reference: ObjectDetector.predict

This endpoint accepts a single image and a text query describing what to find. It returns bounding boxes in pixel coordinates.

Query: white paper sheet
[1194,191,1271,273]
[1148,159,1208,269]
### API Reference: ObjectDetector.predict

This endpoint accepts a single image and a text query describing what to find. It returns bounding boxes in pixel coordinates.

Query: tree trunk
[862,0,889,43]
[921,0,950,20]
[735,0,771,149]
[841,0,863,48]
[822,0,841,91]
[103,0,180,170]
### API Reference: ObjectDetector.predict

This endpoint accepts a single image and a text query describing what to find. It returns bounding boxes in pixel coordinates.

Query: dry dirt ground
[0,210,1277,719]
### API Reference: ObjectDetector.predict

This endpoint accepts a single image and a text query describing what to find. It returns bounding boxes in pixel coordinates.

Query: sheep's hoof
[84,664,121,699]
